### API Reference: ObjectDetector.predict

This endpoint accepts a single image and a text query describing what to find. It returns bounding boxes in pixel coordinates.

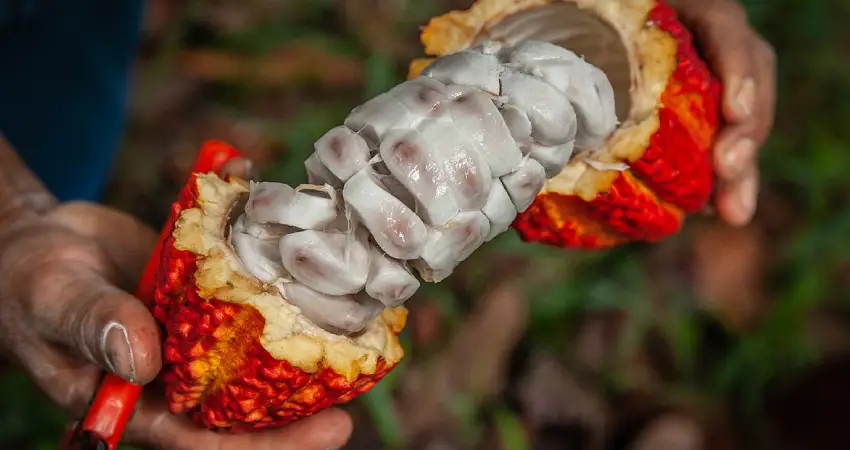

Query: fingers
[711,34,777,176]
[220,156,257,181]
[673,0,776,225]
[27,256,162,384]
[60,281,162,384]
[49,202,158,288]
[126,396,354,450]
[715,164,760,226]
[13,337,103,416]
[712,43,775,225]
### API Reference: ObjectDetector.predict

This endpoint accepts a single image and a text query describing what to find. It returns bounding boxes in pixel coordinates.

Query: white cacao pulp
[232,39,619,335]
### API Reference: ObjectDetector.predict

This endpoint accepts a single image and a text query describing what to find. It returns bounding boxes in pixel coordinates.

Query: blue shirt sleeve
[0,0,144,202]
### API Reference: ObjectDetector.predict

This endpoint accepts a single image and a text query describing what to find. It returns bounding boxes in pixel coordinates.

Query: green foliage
[493,405,531,450]
[0,371,65,449]
[362,346,409,450]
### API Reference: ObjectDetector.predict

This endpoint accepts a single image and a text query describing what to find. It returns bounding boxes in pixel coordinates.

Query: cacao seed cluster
[231,40,618,334]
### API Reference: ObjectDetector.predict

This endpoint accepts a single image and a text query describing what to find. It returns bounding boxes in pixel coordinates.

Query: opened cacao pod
[410,0,721,249]
[149,0,720,432]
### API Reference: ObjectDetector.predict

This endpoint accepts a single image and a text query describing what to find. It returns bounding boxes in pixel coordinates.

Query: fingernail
[721,138,756,178]
[732,174,759,225]
[101,321,136,383]
[731,77,756,119]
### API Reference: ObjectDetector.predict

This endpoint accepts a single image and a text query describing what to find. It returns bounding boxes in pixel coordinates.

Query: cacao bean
[365,247,420,307]
[304,152,343,188]
[388,76,451,118]
[418,118,493,211]
[314,125,372,182]
[246,182,339,230]
[379,128,461,226]
[499,69,578,146]
[420,49,502,95]
[343,166,428,260]
[481,181,518,241]
[344,93,415,145]
[526,141,576,178]
[279,229,370,296]
[501,157,547,212]
[230,230,289,284]
[447,85,523,177]
[281,282,378,334]
[414,210,490,281]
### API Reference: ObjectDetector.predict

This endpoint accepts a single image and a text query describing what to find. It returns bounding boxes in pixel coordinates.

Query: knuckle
[61,375,100,415]
[702,0,749,26]
[760,39,777,67]
[724,1,749,23]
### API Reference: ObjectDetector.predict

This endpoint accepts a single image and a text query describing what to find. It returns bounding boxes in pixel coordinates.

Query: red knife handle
[60,141,244,450]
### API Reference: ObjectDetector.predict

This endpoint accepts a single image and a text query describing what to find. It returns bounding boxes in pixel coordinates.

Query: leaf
[362,357,408,450]
[0,370,66,448]
[364,51,401,98]
[493,406,531,450]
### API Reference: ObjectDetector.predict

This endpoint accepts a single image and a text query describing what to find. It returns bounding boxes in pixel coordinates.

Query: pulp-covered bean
[314,126,372,182]
[344,93,417,145]
[526,141,575,178]
[246,182,339,230]
[447,85,523,177]
[279,229,370,296]
[501,158,547,213]
[499,70,577,146]
[343,167,428,260]
[304,152,343,188]
[481,181,518,241]
[231,231,289,284]
[388,77,451,118]
[418,118,493,211]
[421,50,503,95]
[282,282,382,335]
[413,211,490,282]
[365,247,420,307]
[379,128,461,226]
[500,103,533,144]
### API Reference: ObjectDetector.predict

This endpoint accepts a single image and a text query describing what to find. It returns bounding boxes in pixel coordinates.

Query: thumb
[41,272,163,385]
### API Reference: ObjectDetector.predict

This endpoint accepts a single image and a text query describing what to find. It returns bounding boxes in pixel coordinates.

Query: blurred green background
[3,0,850,448]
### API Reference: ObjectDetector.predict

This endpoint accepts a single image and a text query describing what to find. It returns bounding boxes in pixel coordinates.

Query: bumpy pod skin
[150,172,406,431]
[408,0,721,249]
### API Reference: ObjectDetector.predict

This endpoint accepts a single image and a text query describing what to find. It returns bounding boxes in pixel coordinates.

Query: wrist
[0,134,57,233]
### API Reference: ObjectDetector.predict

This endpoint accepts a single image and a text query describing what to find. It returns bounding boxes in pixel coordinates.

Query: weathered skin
[409,0,721,249]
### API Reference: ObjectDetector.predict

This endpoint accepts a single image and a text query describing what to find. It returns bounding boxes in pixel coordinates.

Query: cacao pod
[149,0,720,432]
[409,0,722,249]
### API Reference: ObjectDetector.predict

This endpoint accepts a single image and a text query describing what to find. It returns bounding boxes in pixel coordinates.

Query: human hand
[0,158,353,449]
[670,0,777,226]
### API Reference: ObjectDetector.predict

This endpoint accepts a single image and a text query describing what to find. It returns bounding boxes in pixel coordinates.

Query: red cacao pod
[150,0,719,433]
[409,0,722,249]
[150,165,406,431]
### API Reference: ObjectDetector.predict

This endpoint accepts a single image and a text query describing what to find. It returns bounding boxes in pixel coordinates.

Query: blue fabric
[0,0,144,202]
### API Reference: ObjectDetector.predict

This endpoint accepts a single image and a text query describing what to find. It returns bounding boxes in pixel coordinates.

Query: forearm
[0,134,56,231]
